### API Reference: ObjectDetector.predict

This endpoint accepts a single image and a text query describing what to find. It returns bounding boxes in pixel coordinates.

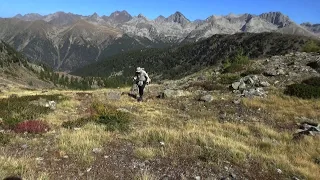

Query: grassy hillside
[71,32,319,82]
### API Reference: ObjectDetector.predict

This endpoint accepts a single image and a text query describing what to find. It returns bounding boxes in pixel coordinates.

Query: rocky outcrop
[231,75,269,97]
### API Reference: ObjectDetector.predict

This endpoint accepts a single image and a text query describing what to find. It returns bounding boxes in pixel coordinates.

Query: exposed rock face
[259,12,291,28]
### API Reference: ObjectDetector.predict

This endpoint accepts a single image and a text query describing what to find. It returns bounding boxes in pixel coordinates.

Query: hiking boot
[137,97,143,102]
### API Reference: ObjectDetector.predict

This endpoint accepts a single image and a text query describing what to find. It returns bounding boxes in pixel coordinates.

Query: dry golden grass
[134,170,158,180]
[243,94,320,122]
[111,89,319,179]
[58,123,112,164]
[0,154,49,180]
[1,86,319,179]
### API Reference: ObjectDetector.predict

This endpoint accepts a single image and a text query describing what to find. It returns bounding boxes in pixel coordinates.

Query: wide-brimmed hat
[136,67,144,72]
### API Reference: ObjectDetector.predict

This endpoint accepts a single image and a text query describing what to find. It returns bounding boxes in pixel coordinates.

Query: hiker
[132,67,151,101]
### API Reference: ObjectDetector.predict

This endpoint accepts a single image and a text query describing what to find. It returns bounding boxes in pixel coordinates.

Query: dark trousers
[138,83,146,97]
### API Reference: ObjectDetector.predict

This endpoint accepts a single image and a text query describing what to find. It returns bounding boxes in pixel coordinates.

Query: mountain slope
[0,40,53,88]
[71,32,317,81]
[1,11,319,71]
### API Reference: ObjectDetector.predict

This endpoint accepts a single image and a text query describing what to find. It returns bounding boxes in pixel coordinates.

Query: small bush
[303,40,320,53]
[284,84,320,99]
[97,111,130,132]
[13,120,50,134]
[219,74,241,84]
[302,77,320,87]
[223,49,251,73]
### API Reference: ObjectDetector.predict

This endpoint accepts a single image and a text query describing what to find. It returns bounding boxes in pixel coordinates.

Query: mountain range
[0,11,319,71]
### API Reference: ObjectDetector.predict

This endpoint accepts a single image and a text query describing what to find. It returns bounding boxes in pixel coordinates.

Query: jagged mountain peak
[155,15,166,22]
[166,11,190,26]
[106,10,132,24]
[110,10,131,18]
[259,11,292,27]
[13,13,43,21]
[91,12,99,17]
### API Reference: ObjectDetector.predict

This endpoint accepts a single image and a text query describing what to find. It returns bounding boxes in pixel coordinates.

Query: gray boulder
[238,81,246,90]
[200,94,214,102]
[260,81,271,87]
[232,82,241,90]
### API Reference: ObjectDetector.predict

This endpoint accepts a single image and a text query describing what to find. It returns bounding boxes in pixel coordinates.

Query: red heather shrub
[13,120,50,134]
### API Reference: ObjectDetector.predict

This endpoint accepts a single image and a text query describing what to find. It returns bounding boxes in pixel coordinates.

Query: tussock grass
[0,155,49,179]
[134,147,157,160]
[58,123,111,164]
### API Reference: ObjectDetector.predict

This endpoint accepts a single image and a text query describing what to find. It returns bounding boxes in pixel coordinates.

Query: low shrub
[302,77,320,87]
[62,102,131,132]
[303,40,320,53]
[13,120,50,134]
[223,49,251,73]
[284,84,320,99]
[96,111,130,132]
[219,74,241,84]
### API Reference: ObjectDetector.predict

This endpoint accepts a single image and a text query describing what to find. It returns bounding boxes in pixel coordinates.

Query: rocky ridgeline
[155,52,320,101]
[231,52,320,97]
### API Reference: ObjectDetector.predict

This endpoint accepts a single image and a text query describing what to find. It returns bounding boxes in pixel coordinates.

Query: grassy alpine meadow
[0,85,319,179]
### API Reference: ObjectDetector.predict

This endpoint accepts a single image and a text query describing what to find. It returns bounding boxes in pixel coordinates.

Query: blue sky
[0,0,319,24]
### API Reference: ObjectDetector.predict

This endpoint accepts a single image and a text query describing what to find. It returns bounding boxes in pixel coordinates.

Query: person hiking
[132,67,151,102]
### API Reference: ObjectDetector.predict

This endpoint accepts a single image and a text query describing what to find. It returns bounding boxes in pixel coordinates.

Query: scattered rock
[200,94,214,102]
[160,141,165,146]
[195,176,201,180]
[277,69,286,75]
[238,81,246,90]
[92,148,103,154]
[276,168,282,174]
[86,167,92,172]
[36,157,44,161]
[294,122,320,138]
[259,81,270,87]
[292,176,300,180]
[46,101,56,110]
[21,144,28,149]
[229,173,236,179]
[106,91,121,100]
[233,99,241,104]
